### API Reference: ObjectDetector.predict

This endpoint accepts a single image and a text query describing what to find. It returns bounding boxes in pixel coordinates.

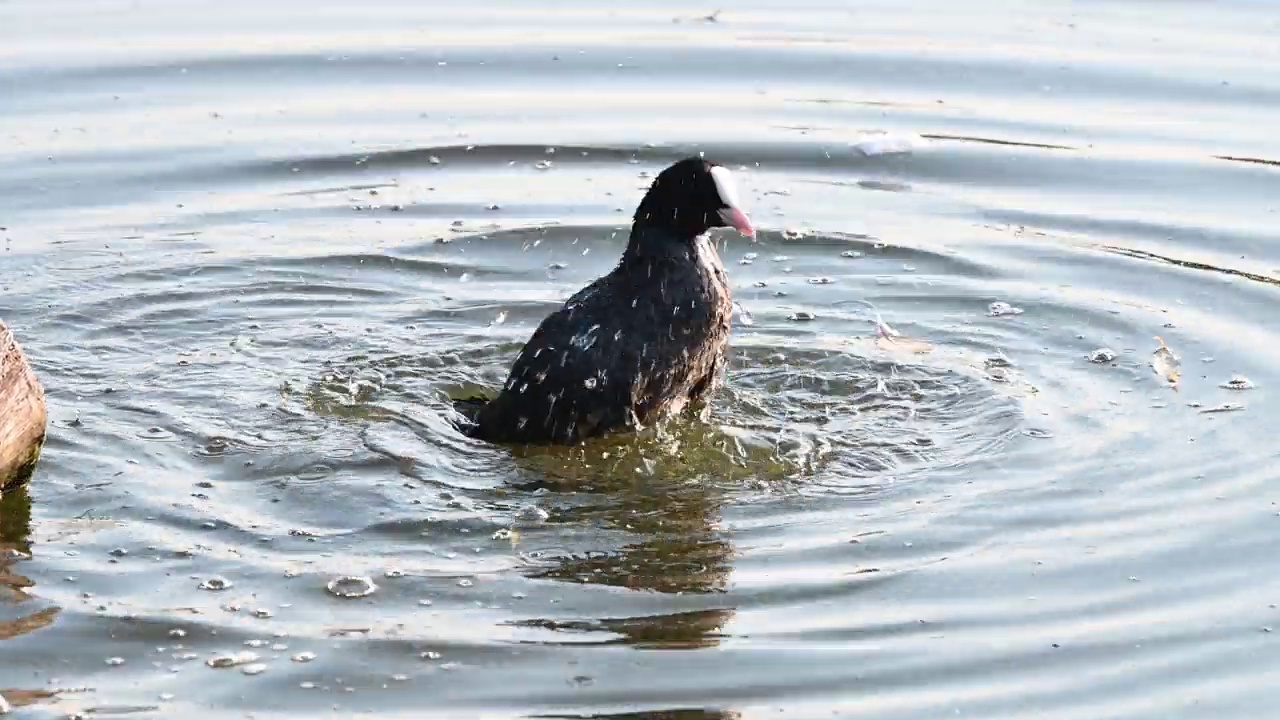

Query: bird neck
[621,222,699,267]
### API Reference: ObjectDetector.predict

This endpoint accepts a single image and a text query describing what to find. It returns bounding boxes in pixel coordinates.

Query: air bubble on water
[1022,428,1054,439]
[492,528,513,540]
[169,629,187,638]
[199,576,233,591]
[106,657,126,666]
[988,301,1024,317]
[326,576,377,599]
[743,252,759,260]
[492,312,507,326]
[253,609,273,619]
[419,598,433,606]
[291,651,317,663]
[584,377,598,389]
[385,569,406,578]
[207,651,259,668]
[1221,375,1255,390]
[428,156,441,165]
[535,160,553,170]
[244,640,266,648]
[391,673,410,682]
[1088,348,1117,363]
[459,273,471,282]
[457,578,474,588]
[841,250,862,258]
[807,277,833,285]
[420,651,442,661]
[789,312,816,322]
[241,663,267,676]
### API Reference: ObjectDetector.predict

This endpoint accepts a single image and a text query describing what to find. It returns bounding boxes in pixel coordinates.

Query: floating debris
[988,301,1024,317]
[326,576,377,599]
[198,576,233,591]
[781,229,805,241]
[1088,348,1117,363]
[840,250,862,258]
[789,312,816,322]
[1221,375,1255,390]
[807,277,834,285]
[207,651,260,668]
[291,651,316,663]
[1151,336,1181,390]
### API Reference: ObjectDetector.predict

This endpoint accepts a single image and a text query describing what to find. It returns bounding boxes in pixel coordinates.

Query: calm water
[3,1,1280,717]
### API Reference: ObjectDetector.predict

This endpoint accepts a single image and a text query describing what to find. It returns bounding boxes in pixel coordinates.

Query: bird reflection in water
[505,420,758,652]
[0,485,62,712]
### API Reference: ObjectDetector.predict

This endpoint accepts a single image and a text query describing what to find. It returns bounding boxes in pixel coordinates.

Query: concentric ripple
[3,0,1280,718]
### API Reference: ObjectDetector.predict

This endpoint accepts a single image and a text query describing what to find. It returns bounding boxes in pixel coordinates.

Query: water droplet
[515,505,550,524]
[207,651,259,668]
[1221,375,1255,390]
[199,576,233,591]
[1088,348,1117,363]
[326,576,377,598]
[988,301,1024,317]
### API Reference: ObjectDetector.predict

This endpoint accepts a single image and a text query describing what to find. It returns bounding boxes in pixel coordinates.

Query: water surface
[3,1,1280,718]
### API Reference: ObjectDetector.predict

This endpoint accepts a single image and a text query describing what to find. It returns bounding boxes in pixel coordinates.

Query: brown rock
[1,321,47,492]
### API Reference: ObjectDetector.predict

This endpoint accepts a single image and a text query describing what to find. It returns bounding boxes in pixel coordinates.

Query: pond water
[2,1,1279,718]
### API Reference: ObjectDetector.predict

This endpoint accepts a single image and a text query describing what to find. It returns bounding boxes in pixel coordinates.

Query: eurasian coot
[462,156,754,445]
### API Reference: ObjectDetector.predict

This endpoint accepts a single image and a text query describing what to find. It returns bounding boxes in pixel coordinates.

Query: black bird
[462,156,755,445]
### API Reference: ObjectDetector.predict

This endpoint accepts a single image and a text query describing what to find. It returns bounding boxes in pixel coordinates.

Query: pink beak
[718,207,755,239]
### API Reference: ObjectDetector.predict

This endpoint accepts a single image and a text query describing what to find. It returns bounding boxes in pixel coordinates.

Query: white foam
[709,165,744,209]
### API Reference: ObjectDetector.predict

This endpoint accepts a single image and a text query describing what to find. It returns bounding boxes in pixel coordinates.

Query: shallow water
[3,0,1280,717]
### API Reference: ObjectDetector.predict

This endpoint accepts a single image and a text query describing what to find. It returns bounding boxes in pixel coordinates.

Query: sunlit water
[3,1,1280,718]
